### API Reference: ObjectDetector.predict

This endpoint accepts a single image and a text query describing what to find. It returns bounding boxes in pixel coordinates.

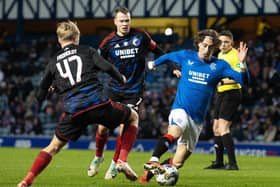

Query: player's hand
[147,61,155,70]
[238,41,248,63]
[173,69,181,78]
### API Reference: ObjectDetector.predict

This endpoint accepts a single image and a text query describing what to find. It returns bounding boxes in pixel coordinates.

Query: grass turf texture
[1,147,279,187]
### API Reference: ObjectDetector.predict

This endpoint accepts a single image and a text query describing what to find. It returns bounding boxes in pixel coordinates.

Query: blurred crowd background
[0,20,279,143]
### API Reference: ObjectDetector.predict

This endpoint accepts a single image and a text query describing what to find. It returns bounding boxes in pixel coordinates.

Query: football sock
[152,134,176,159]
[118,125,138,162]
[146,170,154,181]
[214,135,224,164]
[161,157,173,165]
[24,151,52,185]
[112,135,121,162]
[222,133,237,165]
[107,160,117,168]
[95,130,109,157]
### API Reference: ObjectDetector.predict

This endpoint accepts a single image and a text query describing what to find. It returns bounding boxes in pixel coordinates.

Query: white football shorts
[168,108,203,152]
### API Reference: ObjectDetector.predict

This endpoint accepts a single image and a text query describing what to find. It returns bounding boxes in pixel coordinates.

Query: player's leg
[97,101,139,181]
[140,129,179,183]
[144,130,179,173]
[205,92,225,169]
[139,145,190,183]
[17,135,67,187]
[104,124,123,179]
[106,97,142,180]
[115,109,139,181]
[140,156,173,183]
[142,112,202,183]
[17,112,79,187]
[219,90,241,170]
[139,157,173,183]
[144,109,186,174]
[172,144,192,169]
[219,119,238,170]
[204,119,225,169]
[88,125,109,177]
[172,118,202,169]
[213,119,225,165]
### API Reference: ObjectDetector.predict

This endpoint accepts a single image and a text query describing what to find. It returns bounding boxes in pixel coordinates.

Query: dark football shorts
[107,90,143,112]
[213,89,242,121]
[55,100,131,142]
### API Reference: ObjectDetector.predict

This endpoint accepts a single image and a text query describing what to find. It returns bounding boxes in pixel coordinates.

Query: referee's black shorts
[55,100,131,142]
[213,89,242,121]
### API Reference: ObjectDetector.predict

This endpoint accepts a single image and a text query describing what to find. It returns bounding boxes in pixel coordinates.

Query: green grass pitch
[1,147,279,187]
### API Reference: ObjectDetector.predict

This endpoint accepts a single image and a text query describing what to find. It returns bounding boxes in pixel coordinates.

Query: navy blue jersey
[153,50,249,123]
[99,28,158,94]
[37,44,124,114]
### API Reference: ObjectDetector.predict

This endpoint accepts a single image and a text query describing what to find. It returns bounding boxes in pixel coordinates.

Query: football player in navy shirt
[17,20,139,187]
[142,29,249,183]
[87,6,180,180]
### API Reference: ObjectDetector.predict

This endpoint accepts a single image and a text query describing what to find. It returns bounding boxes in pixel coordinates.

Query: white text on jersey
[57,49,77,61]
[115,48,139,59]
[188,70,210,85]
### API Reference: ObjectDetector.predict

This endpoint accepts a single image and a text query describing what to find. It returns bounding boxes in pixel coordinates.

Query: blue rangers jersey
[153,50,249,124]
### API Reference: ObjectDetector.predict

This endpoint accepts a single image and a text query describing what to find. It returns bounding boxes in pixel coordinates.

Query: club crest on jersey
[210,63,216,70]
[132,37,141,47]
[188,60,194,65]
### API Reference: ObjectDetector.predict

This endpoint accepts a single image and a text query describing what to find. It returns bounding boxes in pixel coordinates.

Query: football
[155,164,179,186]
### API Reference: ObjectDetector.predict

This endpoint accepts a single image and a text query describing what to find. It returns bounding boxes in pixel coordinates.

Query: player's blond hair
[56,20,80,41]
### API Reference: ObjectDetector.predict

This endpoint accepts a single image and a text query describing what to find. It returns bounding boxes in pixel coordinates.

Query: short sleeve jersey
[217,48,242,92]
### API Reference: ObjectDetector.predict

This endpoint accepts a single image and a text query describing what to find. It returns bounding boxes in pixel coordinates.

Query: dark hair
[219,30,234,40]
[113,6,130,17]
[193,29,220,49]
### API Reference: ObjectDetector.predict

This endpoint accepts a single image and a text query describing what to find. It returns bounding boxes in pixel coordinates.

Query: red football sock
[24,151,52,185]
[168,157,173,165]
[118,125,138,162]
[163,134,176,143]
[95,130,109,157]
[113,135,121,162]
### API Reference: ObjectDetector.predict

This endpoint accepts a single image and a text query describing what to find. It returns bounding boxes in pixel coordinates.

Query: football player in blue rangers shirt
[141,29,249,183]
[87,6,180,180]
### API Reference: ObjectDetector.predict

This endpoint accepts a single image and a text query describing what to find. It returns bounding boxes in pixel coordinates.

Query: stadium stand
[0,28,279,143]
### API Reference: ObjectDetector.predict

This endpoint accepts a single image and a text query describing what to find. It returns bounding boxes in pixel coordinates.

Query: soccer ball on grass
[155,164,179,186]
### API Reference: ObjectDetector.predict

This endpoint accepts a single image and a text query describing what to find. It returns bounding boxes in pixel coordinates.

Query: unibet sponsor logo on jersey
[188,70,210,85]
[115,48,139,59]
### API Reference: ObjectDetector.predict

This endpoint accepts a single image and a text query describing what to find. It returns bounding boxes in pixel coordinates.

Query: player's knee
[45,145,62,156]
[219,124,230,135]
[98,125,109,135]
[212,121,220,135]
[129,109,139,127]
[213,128,220,136]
